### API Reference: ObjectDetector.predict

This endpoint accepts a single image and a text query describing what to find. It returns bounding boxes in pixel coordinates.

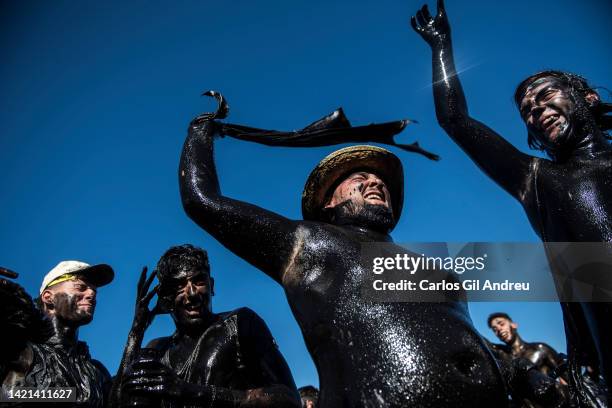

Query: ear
[210,277,215,296]
[324,196,336,209]
[585,91,600,107]
[41,289,55,310]
[510,322,518,330]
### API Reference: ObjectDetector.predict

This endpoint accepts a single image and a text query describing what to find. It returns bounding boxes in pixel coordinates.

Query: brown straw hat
[302,145,404,226]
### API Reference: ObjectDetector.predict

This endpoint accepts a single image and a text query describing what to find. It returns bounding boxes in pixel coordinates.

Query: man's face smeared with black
[519,77,579,150]
[164,267,213,330]
[43,277,98,326]
[490,317,517,345]
[324,171,395,232]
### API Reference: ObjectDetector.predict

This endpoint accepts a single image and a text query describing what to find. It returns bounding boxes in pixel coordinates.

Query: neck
[551,127,611,162]
[48,315,79,346]
[509,335,524,354]
[175,313,216,339]
[343,224,393,242]
[569,130,611,160]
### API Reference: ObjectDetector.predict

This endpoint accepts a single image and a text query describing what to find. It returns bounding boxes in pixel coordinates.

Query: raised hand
[410,0,451,47]
[131,266,160,333]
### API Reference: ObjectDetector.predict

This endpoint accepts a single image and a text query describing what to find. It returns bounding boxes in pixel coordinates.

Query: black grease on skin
[2,283,110,407]
[179,115,509,407]
[411,0,611,401]
[123,266,300,407]
[51,292,94,329]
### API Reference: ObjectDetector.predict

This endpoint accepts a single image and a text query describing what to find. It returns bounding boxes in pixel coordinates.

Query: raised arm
[411,0,534,201]
[179,109,299,284]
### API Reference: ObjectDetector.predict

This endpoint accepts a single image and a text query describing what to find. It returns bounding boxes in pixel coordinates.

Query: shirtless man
[488,313,565,378]
[411,0,611,398]
[122,244,300,407]
[179,111,508,406]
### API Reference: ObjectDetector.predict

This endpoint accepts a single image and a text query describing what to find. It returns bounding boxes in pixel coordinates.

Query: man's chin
[364,199,389,208]
[71,311,94,325]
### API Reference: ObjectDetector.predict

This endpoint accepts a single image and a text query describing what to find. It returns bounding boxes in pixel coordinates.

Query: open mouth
[364,190,385,202]
[540,114,560,132]
[184,303,202,315]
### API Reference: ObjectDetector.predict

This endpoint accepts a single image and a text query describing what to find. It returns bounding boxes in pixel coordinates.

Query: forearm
[109,326,146,407]
[431,37,469,130]
[179,119,222,220]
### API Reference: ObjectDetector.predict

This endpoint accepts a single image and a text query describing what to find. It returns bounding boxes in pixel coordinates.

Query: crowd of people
[0,252,591,408]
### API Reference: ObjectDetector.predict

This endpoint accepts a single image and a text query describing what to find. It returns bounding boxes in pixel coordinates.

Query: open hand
[131,267,160,333]
[410,0,451,47]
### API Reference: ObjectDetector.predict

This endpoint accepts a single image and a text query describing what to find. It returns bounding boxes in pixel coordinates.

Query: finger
[125,384,165,395]
[151,301,164,316]
[137,267,147,296]
[416,9,428,28]
[142,270,157,295]
[123,376,165,389]
[437,0,446,16]
[410,16,422,32]
[126,368,167,379]
[142,284,159,305]
[422,4,432,21]
[0,267,19,279]
[132,357,165,368]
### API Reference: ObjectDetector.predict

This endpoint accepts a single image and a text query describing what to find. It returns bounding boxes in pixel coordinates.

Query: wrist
[431,34,451,49]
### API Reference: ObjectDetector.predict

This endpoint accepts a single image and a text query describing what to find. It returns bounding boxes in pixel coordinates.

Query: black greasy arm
[239,308,301,407]
[179,119,299,284]
[412,1,534,202]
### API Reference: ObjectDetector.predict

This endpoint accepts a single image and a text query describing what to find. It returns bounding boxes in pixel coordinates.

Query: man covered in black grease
[122,244,300,408]
[488,313,570,408]
[411,1,611,403]
[1,261,114,407]
[488,313,566,379]
[178,101,513,406]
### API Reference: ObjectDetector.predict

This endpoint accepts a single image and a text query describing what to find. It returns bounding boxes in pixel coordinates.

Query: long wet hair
[514,70,612,152]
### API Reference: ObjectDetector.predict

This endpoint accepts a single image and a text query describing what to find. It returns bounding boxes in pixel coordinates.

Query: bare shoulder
[280,221,351,286]
[534,342,557,353]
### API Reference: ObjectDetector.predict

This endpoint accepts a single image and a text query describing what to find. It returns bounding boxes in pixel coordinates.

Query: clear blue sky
[1,0,610,388]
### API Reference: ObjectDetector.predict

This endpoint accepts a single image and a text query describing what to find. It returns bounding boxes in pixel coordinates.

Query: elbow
[436,111,469,138]
[180,188,207,224]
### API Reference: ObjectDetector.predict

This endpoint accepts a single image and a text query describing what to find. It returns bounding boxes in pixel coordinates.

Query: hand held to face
[131,267,160,334]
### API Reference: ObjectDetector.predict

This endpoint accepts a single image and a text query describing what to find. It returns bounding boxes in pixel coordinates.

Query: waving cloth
[195,91,439,161]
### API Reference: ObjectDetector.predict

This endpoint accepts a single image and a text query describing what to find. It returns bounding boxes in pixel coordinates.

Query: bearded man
[411,0,611,401]
[178,106,510,406]
[1,261,114,407]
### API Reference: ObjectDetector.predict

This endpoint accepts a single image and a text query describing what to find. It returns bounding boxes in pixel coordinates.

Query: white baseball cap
[40,260,114,294]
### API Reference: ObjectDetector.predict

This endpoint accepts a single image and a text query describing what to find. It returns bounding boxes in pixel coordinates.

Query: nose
[530,104,546,121]
[185,281,198,298]
[83,287,96,302]
[366,174,384,188]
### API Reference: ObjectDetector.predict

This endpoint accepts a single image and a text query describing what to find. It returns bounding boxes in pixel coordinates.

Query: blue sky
[1,0,610,388]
